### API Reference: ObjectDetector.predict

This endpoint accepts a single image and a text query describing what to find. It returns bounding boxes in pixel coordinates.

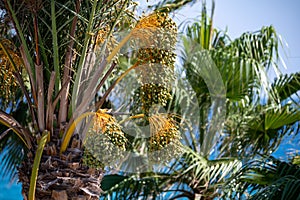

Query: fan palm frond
[222,100,300,157]
[168,147,241,192]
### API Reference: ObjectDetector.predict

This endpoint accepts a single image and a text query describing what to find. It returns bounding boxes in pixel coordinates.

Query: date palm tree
[0,0,139,199]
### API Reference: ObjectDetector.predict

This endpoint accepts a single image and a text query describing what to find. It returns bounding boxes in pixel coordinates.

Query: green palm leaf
[0,134,27,181]
[150,0,196,13]
[224,157,300,200]
[100,145,240,199]
[101,173,168,199]
[272,72,300,103]
[172,147,241,187]
[222,101,300,157]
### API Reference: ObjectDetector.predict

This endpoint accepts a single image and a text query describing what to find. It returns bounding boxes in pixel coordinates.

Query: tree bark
[18,136,103,200]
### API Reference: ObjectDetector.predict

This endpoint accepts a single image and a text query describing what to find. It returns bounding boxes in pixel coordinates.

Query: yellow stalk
[0,118,30,149]
[119,114,144,124]
[106,33,132,63]
[60,112,95,153]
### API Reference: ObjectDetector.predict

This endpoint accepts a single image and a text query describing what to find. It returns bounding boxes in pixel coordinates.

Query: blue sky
[174,0,300,75]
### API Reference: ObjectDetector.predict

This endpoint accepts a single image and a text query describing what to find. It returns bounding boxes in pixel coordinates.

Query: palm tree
[99,1,300,199]
[0,0,140,199]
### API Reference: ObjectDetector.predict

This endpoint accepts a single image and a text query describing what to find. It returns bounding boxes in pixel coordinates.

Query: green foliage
[101,173,167,200]
[224,157,300,200]
[222,99,300,157]
[0,100,30,180]
[99,1,300,199]
[0,134,26,181]
[100,146,240,199]
[181,3,300,160]
[272,72,300,103]
[101,174,128,191]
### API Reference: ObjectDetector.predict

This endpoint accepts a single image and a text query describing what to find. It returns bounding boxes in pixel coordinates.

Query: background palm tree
[99,1,300,199]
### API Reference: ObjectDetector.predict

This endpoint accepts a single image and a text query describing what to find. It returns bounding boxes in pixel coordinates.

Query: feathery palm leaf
[101,146,240,199]
[272,72,300,103]
[0,134,27,181]
[224,157,300,200]
[0,0,133,185]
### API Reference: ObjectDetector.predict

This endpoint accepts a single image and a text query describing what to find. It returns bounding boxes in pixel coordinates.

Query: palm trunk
[18,136,103,200]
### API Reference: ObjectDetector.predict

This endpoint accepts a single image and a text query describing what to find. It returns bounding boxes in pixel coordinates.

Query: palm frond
[99,146,240,199]
[0,110,31,148]
[272,72,300,103]
[0,101,30,180]
[213,26,280,102]
[222,101,300,157]
[149,0,196,13]
[224,157,300,200]
[101,173,168,200]
[0,133,27,181]
[171,147,241,189]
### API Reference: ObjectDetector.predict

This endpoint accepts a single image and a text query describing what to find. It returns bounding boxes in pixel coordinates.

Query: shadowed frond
[101,146,240,199]
[223,157,300,200]
[0,134,27,181]
[101,173,169,199]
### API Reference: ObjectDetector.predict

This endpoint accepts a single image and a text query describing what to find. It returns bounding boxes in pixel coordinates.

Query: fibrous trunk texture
[18,135,103,200]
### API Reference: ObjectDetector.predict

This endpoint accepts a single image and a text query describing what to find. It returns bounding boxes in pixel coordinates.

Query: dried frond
[23,0,43,12]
